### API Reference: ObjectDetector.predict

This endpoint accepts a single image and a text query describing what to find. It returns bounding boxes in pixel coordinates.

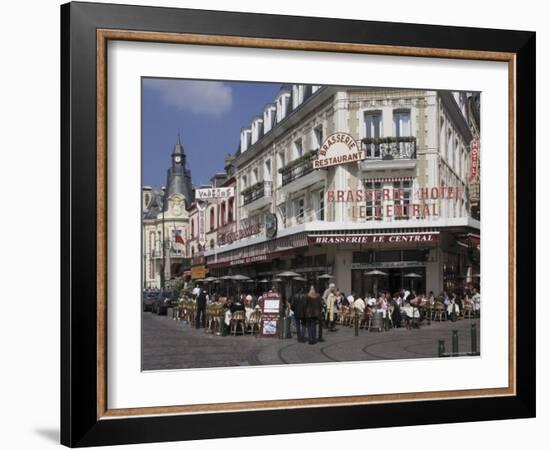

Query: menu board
[260,292,281,337]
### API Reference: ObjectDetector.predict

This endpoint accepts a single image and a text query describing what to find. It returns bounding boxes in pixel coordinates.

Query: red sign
[308,233,439,245]
[469,139,480,182]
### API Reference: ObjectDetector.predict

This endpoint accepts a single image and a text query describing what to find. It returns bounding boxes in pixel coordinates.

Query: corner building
[203,85,480,297]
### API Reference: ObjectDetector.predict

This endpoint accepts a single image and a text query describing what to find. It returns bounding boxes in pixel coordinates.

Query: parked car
[142,290,157,312]
[152,290,174,315]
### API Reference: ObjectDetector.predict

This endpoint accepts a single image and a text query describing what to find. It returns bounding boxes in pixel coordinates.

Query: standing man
[195,289,207,328]
[291,291,307,343]
[305,286,322,344]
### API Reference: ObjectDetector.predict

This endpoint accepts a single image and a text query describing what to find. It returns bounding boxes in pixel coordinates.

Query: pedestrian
[447,293,460,321]
[305,286,322,344]
[192,284,201,299]
[195,289,207,328]
[291,291,307,343]
[326,286,337,331]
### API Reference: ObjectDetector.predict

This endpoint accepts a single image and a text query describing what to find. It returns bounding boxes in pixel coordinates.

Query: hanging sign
[196,187,234,200]
[314,132,364,169]
[469,139,480,181]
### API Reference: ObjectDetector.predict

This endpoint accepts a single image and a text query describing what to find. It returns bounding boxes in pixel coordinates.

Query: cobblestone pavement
[142,311,480,370]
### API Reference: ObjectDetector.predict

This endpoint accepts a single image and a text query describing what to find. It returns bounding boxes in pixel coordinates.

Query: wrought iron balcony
[361,136,416,160]
[242,181,272,207]
[280,149,319,187]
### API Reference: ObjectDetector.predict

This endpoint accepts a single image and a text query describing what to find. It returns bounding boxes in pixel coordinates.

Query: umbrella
[203,276,218,282]
[246,279,256,283]
[364,270,388,276]
[271,278,283,283]
[293,276,307,282]
[258,278,270,283]
[220,275,234,280]
[231,274,251,281]
[363,270,387,297]
[213,279,222,284]
[404,272,422,291]
[317,274,334,279]
[276,271,300,277]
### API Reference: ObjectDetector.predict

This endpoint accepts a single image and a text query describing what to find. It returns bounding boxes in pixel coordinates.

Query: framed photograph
[61,1,535,447]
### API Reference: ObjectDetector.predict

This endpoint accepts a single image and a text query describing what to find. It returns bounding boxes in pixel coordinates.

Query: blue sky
[142,78,282,188]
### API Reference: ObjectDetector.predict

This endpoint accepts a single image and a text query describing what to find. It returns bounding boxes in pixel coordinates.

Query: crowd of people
[178,282,480,343]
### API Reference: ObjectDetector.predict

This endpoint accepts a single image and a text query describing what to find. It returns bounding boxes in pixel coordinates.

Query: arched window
[210,207,215,231]
[228,198,234,223]
[210,239,215,249]
[220,201,226,226]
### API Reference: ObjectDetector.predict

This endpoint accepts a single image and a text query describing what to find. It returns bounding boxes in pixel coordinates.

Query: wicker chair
[463,303,475,319]
[230,310,246,336]
[340,306,351,326]
[360,308,374,330]
[433,302,446,322]
[247,310,262,335]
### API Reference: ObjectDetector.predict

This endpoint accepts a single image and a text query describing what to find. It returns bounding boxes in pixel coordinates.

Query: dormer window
[240,128,252,152]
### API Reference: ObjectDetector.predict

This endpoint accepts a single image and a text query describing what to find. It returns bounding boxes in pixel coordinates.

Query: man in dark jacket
[305,286,323,344]
[195,289,207,328]
[291,292,307,343]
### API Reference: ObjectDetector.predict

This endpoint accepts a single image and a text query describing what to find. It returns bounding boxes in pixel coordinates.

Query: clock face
[174,155,181,163]
[265,213,278,238]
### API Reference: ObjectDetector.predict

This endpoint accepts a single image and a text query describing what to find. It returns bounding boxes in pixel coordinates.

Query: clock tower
[164,131,194,208]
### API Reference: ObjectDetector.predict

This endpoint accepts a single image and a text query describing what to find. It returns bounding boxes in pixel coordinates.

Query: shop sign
[191,265,208,279]
[197,202,206,247]
[196,187,234,200]
[469,139,480,182]
[220,222,262,245]
[351,261,426,270]
[326,185,462,219]
[308,233,439,245]
[314,132,364,169]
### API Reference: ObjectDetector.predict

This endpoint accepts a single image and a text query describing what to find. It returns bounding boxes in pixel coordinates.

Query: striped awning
[363,176,414,183]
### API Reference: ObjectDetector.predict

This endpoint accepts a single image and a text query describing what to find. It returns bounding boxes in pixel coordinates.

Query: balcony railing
[361,136,416,160]
[151,249,187,258]
[280,149,319,186]
[242,181,272,206]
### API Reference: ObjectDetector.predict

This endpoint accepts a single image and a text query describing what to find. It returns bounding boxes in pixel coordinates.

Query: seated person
[353,297,366,314]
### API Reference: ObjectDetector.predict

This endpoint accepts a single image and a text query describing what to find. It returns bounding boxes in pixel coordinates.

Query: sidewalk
[142,312,480,370]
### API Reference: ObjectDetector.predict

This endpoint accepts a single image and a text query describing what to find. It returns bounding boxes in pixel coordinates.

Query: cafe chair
[433,302,446,322]
[230,310,246,336]
[463,303,475,319]
[247,310,262,336]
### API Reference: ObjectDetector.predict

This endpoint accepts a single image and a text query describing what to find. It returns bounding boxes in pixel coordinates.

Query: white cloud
[145,79,233,118]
